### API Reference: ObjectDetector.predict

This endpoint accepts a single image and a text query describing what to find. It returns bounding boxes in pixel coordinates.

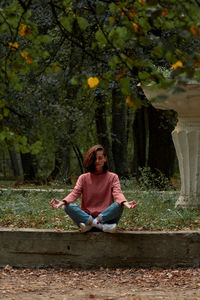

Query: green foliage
[49,0,200,101]
[0,1,52,90]
[138,167,174,191]
[60,15,74,32]
[1,0,200,101]
[109,3,118,14]
[0,0,53,151]
[1,0,200,179]
[95,29,107,47]
[120,78,131,96]
[76,16,89,31]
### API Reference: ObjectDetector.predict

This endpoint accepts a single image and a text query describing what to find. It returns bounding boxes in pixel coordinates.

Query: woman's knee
[64,202,77,214]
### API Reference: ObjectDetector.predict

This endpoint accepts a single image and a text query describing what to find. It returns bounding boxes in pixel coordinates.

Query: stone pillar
[172,117,200,207]
[142,83,200,208]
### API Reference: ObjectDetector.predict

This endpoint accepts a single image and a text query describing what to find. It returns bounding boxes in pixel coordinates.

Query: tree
[133,104,177,178]
[1,0,200,181]
[94,89,115,172]
[49,0,200,179]
[112,87,129,177]
[0,0,98,180]
[0,0,52,155]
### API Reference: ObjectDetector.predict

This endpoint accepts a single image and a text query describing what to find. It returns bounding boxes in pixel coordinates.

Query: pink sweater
[63,171,127,217]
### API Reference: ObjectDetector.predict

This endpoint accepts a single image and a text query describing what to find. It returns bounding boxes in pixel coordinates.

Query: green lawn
[0,187,200,231]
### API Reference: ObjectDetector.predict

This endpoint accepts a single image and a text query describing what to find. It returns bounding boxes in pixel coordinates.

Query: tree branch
[5,105,27,118]
[86,0,139,78]
[49,0,107,65]
[4,0,33,87]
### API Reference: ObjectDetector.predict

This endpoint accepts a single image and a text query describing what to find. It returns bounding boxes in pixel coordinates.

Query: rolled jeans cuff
[98,202,123,224]
[86,215,93,225]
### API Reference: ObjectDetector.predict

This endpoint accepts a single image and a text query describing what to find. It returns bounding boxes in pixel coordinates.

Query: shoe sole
[79,223,92,233]
[103,226,117,233]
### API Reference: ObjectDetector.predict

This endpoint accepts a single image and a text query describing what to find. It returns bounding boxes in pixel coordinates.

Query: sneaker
[79,223,92,233]
[102,223,117,233]
[92,218,103,230]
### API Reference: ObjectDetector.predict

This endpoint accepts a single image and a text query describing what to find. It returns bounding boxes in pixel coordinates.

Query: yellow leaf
[19,24,31,36]
[21,51,29,58]
[190,25,200,36]
[138,0,146,5]
[26,56,33,64]
[128,9,136,20]
[132,23,141,34]
[9,42,19,50]
[171,61,183,69]
[126,96,135,107]
[87,77,99,88]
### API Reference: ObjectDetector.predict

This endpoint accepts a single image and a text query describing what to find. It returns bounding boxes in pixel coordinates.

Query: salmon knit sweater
[62,171,127,217]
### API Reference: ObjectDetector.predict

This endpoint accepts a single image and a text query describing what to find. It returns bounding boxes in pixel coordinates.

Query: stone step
[0,228,199,269]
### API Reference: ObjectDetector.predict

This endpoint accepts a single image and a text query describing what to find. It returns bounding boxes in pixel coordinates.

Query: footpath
[0,266,200,300]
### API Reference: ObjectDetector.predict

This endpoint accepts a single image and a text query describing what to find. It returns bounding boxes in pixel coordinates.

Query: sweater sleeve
[62,175,83,204]
[112,174,127,205]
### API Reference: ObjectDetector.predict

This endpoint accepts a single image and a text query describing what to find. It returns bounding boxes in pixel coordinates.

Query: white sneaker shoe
[79,223,92,233]
[102,223,117,233]
[92,218,103,230]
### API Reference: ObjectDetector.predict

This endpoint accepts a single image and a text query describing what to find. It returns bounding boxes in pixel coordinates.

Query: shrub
[138,167,175,191]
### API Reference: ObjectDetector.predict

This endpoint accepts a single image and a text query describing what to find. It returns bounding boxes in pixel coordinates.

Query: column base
[175,195,200,208]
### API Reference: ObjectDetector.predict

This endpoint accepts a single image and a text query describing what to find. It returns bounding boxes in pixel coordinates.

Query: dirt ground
[0,266,200,300]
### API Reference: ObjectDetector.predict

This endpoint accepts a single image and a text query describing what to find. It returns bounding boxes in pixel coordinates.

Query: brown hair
[83,145,108,173]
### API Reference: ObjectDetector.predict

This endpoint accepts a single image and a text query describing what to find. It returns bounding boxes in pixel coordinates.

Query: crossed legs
[64,202,124,232]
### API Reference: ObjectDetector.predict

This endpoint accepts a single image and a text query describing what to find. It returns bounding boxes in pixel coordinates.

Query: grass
[0,187,200,231]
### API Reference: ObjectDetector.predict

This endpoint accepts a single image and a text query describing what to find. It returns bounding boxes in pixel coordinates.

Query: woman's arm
[50,175,84,209]
[112,175,137,209]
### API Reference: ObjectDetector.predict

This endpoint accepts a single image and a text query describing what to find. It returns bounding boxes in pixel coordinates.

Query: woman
[50,145,137,233]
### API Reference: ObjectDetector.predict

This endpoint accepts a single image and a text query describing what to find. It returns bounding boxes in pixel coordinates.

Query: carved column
[172,117,200,207]
[142,83,200,208]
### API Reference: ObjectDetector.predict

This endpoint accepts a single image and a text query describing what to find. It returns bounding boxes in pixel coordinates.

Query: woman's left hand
[50,198,65,210]
[123,200,137,209]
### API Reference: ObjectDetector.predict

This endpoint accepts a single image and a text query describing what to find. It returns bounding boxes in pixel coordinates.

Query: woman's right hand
[123,200,137,209]
[50,198,64,210]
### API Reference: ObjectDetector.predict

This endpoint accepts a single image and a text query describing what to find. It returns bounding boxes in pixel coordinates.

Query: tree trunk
[95,92,115,172]
[148,106,176,177]
[21,153,36,181]
[9,149,24,181]
[132,107,146,176]
[112,88,129,178]
[71,143,84,174]
[132,104,176,178]
[48,140,72,184]
[59,142,72,184]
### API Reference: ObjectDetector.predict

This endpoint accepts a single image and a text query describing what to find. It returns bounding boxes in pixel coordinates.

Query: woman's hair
[83,145,109,173]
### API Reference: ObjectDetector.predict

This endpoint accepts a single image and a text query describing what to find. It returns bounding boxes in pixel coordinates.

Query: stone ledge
[0,228,200,269]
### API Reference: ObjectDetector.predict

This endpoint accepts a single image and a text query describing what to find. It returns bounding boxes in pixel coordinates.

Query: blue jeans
[64,202,124,226]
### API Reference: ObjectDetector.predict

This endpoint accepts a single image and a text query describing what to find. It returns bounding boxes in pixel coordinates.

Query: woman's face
[95,150,106,172]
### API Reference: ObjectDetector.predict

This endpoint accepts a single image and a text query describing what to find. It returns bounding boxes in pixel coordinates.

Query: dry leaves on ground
[0,266,200,299]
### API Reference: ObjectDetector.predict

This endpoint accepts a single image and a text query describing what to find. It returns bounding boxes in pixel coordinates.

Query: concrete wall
[0,228,200,269]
